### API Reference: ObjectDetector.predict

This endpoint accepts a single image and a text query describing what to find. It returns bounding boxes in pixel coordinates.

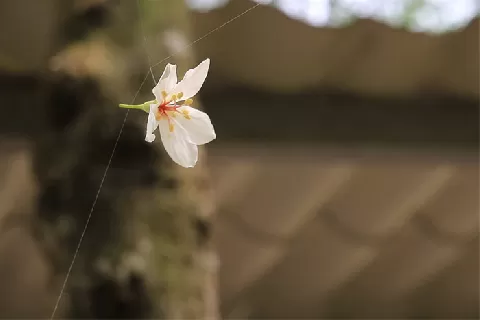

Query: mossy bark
[1,0,217,318]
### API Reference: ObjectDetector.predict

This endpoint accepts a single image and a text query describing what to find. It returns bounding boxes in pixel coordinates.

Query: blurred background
[0,0,478,319]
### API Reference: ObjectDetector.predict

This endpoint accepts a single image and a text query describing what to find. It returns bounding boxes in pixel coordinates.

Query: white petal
[145,104,158,143]
[158,118,198,168]
[174,106,216,145]
[171,58,210,100]
[152,63,177,101]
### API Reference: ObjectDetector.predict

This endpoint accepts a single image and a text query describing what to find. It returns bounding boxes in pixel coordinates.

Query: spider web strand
[50,2,261,318]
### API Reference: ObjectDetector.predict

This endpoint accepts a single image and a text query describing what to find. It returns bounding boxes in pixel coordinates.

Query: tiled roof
[192,1,479,317]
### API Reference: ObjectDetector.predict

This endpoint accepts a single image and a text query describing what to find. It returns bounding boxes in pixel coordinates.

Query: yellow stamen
[184,98,193,106]
[177,92,183,99]
[161,91,168,99]
[169,123,174,132]
[182,109,191,120]
[155,112,162,121]
[171,94,177,101]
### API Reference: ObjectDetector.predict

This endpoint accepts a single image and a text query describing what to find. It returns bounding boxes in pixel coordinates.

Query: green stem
[119,100,156,113]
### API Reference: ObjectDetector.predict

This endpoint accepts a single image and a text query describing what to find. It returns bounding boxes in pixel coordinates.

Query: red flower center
[158,100,180,116]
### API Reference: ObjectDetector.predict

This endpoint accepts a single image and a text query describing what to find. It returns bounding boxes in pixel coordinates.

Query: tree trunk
[0,0,218,318]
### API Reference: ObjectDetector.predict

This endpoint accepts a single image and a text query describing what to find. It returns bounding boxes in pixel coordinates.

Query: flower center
[155,91,193,132]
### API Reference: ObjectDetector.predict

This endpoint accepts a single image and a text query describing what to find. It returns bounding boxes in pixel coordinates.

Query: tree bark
[0,0,218,318]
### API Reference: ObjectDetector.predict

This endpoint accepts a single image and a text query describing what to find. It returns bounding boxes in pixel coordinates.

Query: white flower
[145,58,216,168]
